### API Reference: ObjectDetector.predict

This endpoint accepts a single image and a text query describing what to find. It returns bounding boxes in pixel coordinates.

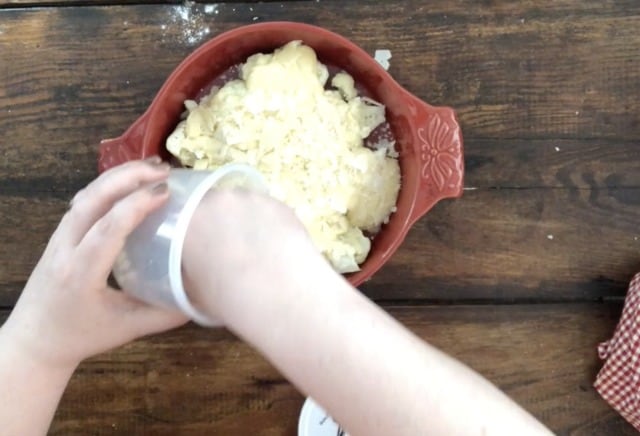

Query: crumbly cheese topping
[167,41,400,273]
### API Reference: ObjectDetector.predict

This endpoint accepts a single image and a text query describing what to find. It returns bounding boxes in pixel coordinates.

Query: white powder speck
[374,49,392,70]
[204,4,218,14]
[554,146,560,152]
[547,234,554,240]
[575,111,580,115]
[165,1,213,46]
[126,80,130,85]
[520,18,525,24]
[176,5,189,20]
[252,16,259,21]
[635,236,638,241]
[123,20,128,26]
[186,27,210,44]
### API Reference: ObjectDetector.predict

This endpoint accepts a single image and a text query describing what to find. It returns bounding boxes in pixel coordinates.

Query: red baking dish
[98,22,464,286]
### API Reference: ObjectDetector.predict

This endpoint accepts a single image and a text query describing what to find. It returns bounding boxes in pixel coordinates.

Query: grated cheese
[167,41,400,273]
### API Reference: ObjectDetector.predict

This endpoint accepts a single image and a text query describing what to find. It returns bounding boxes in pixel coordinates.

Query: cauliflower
[167,41,400,273]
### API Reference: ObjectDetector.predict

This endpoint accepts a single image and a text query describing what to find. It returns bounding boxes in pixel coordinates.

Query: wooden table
[1,0,639,434]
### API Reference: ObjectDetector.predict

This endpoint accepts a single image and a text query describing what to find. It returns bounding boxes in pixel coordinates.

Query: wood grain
[0,1,638,196]
[1,2,638,435]
[2,138,639,197]
[364,187,640,303]
[0,303,619,435]
[0,2,638,195]
[0,2,639,306]
[2,187,639,306]
[0,0,270,7]
[465,139,640,189]
[0,1,639,146]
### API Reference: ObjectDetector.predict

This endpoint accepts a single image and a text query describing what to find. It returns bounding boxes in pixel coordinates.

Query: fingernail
[145,156,162,164]
[151,182,168,195]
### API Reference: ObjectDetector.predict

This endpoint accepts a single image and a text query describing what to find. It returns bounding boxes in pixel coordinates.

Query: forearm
[201,253,551,435]
[0,321,75,436]
[182,191,551,435]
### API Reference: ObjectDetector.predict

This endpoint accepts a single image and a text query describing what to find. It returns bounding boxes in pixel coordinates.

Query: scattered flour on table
[203,4,219,14]
[163,1,214,46]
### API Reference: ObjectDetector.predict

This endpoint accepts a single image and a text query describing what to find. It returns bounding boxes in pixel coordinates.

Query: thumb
[106,289,190,339]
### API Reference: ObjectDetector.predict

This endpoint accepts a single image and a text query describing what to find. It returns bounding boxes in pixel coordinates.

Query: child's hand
[1,158,188,371]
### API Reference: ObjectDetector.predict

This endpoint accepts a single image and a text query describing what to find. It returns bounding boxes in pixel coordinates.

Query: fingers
[106,290,189,339]
[60,158,170,246]
[77,181,170,280]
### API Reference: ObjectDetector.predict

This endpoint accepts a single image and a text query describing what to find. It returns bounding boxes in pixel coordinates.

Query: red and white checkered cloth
[595,273,640,431]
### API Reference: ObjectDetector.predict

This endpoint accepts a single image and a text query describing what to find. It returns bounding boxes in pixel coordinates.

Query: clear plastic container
[112,164,267,326]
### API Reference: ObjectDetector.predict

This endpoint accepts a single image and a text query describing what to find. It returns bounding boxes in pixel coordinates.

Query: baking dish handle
[406,95,464,225]
[98,112,151,173]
